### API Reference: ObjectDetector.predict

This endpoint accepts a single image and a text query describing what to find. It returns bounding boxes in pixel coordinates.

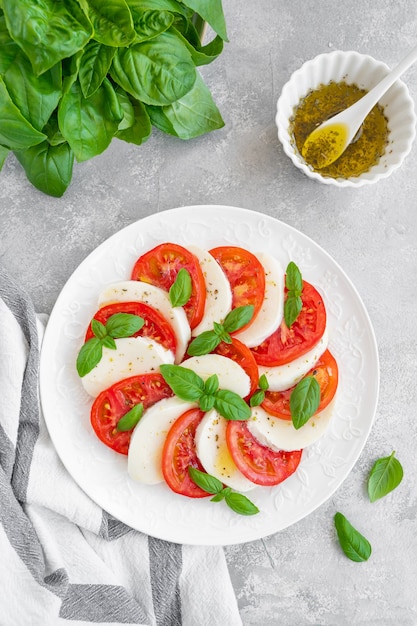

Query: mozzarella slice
[234,253,285,347]
[247,403,335,451]
[258,328,329,392]
[195,409,256,492]
[128,397,197,485]
[81,336,174,397]
[97,280,190,363]
[184,354,251,397]
[188,245,232,337]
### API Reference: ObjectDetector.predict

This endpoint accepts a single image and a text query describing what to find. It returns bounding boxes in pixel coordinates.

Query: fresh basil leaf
[159,364,204,401]
[169,268,192,307]
[79,42,116,99]
[188,467,223,494]
[105,312,144,338]
[14,141,74,198]
[284,294,302,328]
[0,78,47,150]
[0,145,9,170]
[290,376,320,429]
[223,305,254,333]
[204,374,219,396]
[91,319,107,339]
[78,0,136,47]
[187,330,221,356]
[180,0,228,41]
[334,512,372,562]
[115,88,152,145]
[130,8,174,42]
[101,335,117,350]
[367,451,404,503]
[117,403,144,431]
[171,25,223,66]
[259,374,269,391]
[214,389,251,421]
[249,390,265,407]
[212,322,231,344]
[210,491,226,502]
[199,394,215,412]
[286,261,303,294]
[224,491,259,516]
[76,337,103,377]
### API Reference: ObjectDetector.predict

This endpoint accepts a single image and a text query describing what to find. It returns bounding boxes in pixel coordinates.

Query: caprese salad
[76,242,338,516]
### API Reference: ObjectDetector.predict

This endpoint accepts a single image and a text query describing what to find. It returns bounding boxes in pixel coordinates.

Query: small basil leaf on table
[76,337,103,377]
[334,512,372,562]
[290,376,320,429]
[367,451,404,502]
[117,404,144,432]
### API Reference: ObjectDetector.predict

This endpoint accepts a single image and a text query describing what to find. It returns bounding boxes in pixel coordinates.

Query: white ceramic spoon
[301,44,417,169]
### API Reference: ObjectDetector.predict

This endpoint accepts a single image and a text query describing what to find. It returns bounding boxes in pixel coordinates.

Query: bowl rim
[276,49,417,187]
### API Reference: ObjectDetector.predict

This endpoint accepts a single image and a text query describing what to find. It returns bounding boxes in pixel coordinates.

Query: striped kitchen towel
[0,265,242,626]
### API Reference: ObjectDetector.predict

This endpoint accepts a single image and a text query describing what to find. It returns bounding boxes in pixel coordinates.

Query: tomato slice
[131,242,206,330]
[261,349,338,420]
[85,301,177,354]
[251,281,326,366]
[90,373,172,455]
[214,337,259,399]
[226,420,302,486]
[209,246,265,330]
[162,408,209,498]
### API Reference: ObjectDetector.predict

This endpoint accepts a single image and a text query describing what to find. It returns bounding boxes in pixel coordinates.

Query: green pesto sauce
[290,81,389,178]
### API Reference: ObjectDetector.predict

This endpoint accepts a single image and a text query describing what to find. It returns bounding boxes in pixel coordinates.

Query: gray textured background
[2,1,417,624]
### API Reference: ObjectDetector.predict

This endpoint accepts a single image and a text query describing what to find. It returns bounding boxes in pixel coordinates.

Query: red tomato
[130,242,206,330]
[214,337,259,398]
[90,373,172,455]
[226,420,302,486]
[261,349,339,419]
[162,408,209,498]
[251,281,326,366]
[209,246,265,330]
[85,301,177,354]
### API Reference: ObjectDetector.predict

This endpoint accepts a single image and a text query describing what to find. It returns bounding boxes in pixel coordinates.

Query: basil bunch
[0,0,227,196]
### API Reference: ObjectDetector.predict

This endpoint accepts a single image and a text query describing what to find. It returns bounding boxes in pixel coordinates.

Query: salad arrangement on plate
[76,241,339,515]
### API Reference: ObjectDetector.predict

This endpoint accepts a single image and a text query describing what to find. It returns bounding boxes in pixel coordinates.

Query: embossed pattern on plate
[39,206,379,545]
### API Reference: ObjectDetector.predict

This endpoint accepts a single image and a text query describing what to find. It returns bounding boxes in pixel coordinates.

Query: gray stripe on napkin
[0,422,14,479]
[100,510,134,541]
[148,536,182,626]
[59,583,148,623]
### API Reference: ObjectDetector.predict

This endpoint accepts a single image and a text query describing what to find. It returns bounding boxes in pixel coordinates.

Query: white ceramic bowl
[276,50,416,187]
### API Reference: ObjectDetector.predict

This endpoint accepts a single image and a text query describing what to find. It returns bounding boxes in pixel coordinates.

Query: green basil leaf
[0,77,46,150]
[110,30,196,106]
[367,451,404,503]
[212,322,231,343]
[77,0,136,47]
[180,0,228,41]
[224,491,260,516]
[187,330,221,356]
[223,305,254,333]
[105,312,145,338]
[14,141,74,198]
[159,364,204,401]
[0,145,9,170]
[284,294,302,328]
[2,0,93,75]
[115,89,152,145]
[76,337,103,377]
[334,512,372,562]
[290,376,320,429]
[286,261,303,294]
[259,374,269,391]
[188,467,223,494]
[79,42,116,98]
[101,335,117,350]
[91,319,107,339]
[130,8,174,42]
[199,394,215,412]
[204,374,219,396]
[249,390,265,407]
[117,403,144,431]
[169,268,192,307]
[126,0,191,18]
[210,491,226,502]
[171,25,223,66]
[214,389,251,421]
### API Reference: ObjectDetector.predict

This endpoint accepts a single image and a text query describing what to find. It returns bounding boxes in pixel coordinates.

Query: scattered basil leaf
[105,313,145,338]
[91,318,107,340]
[259,374,269,391]
[367,451,404,503]
[224,491,260,516]
[76,337,103,377]
[169,268,192,307]
[285,261,303,293]
[284,294,303,328]
[284,261,303,328]
[290,376,320,429]
[334,512,372,562]
[213,389,251,421]
[159,364,205,401]
[187,330,221,356]
[188,467,223,494]
[249,389,265,407]
[117,403,144,432]
[223,305,254,333]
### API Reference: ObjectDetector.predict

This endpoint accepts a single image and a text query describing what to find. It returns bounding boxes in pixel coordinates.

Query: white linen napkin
[0,266,242,626]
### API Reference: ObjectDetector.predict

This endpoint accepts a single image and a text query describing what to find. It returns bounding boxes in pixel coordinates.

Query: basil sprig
[188,467,259,516]
[169,268,192,308]
[249,374,269,407]
[284,261,303,328]
[367,451,403,502]
[159,364,251,421]
[289,375,320,429]
[334,512,372,562]
[187,305,254,357]
[116,403,144,432]
[76,313,145,377]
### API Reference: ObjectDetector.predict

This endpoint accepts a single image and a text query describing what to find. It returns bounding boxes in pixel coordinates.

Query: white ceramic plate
[39,205,379,545]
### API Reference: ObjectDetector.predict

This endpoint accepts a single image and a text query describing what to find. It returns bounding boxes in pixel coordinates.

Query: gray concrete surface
[2,1,417,623]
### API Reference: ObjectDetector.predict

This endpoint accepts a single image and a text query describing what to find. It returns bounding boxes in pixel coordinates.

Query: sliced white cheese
[97,280,190,363]
[184,354,251,397]
[128,397,197,485]
[259,328,329,392]
[247,402,335,451]
[195,409,256,492]
[234,253,285,347]
[81,336,175,397]
[188,245,233,337]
